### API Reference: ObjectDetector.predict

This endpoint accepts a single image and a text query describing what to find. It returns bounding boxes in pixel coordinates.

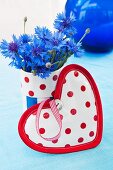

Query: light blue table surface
[0,52,113,170]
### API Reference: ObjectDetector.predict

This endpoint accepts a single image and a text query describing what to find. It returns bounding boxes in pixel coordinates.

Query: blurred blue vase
[65,0,113,52]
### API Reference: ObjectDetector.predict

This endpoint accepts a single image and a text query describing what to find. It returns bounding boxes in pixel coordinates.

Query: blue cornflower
[19,34,32,44]
[9,42,18,53]
[0,12,85,78]
[0,35,32,70]
[75,43,84,57]
[50,31,65,50]
[66,40,84,57]
[54,12,77,37]
[0,35,23,70]
[35,26,52,42]
[36,66,51,79]
[32,50,44,67]
[32,36,51,62]
[9,55,22,69]
[0,35,19,58]
[30,37,45,67]
[32,46,43,56]
[18,43,31,57]
[18,35,33,69]
[18,43,32,69]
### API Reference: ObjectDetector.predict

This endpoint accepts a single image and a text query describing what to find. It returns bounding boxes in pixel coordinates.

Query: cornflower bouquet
[0,12,90,78]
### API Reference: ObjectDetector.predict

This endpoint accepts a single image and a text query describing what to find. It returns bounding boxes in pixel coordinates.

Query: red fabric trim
[18,64,103,154]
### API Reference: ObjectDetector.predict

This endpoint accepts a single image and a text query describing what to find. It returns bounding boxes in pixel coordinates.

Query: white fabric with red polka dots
[24,68,98,147]
[21,69,61,98]
[20,68,62,111]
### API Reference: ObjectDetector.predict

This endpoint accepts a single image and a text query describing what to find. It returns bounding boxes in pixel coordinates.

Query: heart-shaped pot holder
[18,64,103,154]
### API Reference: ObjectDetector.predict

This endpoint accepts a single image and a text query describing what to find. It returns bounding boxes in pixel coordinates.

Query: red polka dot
[51,90,55,97]
[85,101,90,108]
[74,71,79,77]
[37,143,43,147]
[52,139,58,143]
[70,109,77,115]
[80,123,86,129]
[94,115,97,121]
[65,144,70,147]
[40,84,46,90]
[81,85,86,92]
[63,79,66,84]
[67,91,73,97]
[53,75,58,81]
[65,128,71,134]
[60,114,63,120]
[89,131,94,137]
[43,112,50,119]
[24,77,29,83]
[39,128,45,134]
[29,91,34,96]
[78,137,84,143]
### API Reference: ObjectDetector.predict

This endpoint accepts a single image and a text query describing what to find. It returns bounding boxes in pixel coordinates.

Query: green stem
[24,17,27,34]
[51,50,56,64]
[52,61,59,65]
[24,22,25,34]
[57,53,73,70]
[31,70,36,76]
[23,67,26,71]
[57,55,67,70]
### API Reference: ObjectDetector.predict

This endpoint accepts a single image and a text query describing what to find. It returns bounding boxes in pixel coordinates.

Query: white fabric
[25,70,97,147]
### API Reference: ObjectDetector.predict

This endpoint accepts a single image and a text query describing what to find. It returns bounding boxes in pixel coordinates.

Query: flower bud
[24,16,27,22]
[85,28,90,34]
[46,62,52,68]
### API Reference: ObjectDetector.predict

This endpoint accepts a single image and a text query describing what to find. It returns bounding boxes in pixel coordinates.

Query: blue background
[0,52,113,170]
